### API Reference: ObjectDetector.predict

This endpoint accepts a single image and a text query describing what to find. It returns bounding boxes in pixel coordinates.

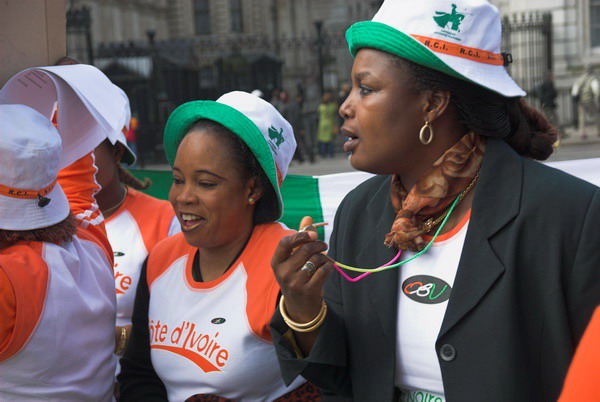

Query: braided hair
[388,54,558,160]
[118,165,151,190]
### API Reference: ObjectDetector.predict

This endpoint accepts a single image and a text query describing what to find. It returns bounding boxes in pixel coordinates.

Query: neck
[97,181,127,218]
[197,225,254,282]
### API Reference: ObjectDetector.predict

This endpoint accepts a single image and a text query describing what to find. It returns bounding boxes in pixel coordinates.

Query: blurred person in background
[317,91,338,158]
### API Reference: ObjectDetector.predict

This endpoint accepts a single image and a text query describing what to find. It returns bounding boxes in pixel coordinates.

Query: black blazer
[272,138,600,401]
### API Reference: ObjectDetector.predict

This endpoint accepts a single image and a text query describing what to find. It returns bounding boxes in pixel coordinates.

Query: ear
[421,89,451,124]
[245,177,264,204]
[113,142,126,165]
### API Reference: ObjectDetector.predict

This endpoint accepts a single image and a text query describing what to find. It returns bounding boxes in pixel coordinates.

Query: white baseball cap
[163,91,297,219]
[346,0,525,97]
[0,105,70,231]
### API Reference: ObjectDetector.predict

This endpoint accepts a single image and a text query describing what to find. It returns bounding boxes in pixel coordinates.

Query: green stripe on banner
[128,169,327,238]
[280,175,325,238]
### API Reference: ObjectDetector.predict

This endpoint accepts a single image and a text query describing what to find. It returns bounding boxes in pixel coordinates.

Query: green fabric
[162,101,282,218]
[317,103,338,143]
[346,21,475,85]
[128,169,326,239]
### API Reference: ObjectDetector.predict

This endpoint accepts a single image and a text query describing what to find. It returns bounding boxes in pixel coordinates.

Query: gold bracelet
[279,295,327,333]
[115,326,128,355]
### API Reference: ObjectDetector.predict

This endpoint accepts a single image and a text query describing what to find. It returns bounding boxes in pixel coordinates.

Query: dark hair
[0,213,77,245]
[118,165,151,190]
[387,54,557,160]
[186,119,279,224]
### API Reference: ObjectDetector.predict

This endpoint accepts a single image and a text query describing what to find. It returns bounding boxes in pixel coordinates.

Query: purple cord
[334,249,403,282]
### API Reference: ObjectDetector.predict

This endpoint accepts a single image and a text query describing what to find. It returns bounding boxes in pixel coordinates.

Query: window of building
[592,0,600,47]
[230,0,243,33]
[194,0,210,35]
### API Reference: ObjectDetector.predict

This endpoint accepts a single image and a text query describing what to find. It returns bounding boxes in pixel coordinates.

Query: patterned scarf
[384,132,485,251]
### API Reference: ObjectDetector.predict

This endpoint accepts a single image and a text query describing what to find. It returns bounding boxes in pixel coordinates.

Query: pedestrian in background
[533,71,558,128]
[317,91,338,158]
[571,65,600,139]
[285,93,308,163]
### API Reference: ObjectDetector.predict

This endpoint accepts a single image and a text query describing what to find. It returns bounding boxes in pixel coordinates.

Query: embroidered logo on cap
[433,4,469,42]
[433,4,465,32]
[267,125,285,155]
[402,275,451,304]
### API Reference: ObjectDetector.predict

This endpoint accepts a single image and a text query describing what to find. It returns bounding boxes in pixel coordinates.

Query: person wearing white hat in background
[0,105,116,400]
[118,91,319,401]
[91,87,179,381]
[269,0,600,401]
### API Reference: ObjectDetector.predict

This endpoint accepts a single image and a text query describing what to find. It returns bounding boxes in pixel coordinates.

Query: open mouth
[180,213,205,231]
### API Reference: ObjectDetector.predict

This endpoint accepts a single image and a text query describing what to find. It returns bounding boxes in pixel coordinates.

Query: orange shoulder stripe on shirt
[0,242,48,362]
[116,188,176,254]
[146,232,194,289]
[242,223,294,341]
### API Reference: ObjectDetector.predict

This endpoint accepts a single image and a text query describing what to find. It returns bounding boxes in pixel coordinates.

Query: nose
[339,93,353,120]
[175,182,196,205]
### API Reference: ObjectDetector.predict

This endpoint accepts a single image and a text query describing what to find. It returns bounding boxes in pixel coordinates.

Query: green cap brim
[346,21,475,84]
[163,101,282,218]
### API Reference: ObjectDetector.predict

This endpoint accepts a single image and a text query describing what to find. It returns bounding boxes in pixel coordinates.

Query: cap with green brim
[345,0,525,98]
[163,91,296,219]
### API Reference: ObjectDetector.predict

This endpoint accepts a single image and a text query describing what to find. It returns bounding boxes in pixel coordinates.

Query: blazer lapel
[439,138,523,338]
[355,177,399,344]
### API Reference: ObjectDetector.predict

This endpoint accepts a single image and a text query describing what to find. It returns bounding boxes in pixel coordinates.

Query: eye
[358,85,373,96]
[172,176,184,185]
[197,181,217,189]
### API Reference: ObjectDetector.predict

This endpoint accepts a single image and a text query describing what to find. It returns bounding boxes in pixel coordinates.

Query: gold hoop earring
[419,121,434,145]
[248,197,255,205]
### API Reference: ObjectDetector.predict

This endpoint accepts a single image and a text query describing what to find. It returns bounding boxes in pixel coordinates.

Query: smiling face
[340,48,431,176]
[169,129,258,250]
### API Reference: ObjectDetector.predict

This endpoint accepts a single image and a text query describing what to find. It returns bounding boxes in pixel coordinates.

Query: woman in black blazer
[269,0,600,401]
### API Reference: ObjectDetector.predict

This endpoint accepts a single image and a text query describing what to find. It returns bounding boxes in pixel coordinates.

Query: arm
[117,258,168,401]
[565,188,600,343]
[0,268,16,354]
[57,152,112,261]
[270,203,354,397]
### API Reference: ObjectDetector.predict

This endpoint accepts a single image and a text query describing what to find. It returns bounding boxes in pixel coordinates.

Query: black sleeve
[117,258,168,401]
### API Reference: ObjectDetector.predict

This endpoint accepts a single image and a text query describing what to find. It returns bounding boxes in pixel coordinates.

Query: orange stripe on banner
[0,180,57,200]
[151,344,221,373]
[411,35,505,66]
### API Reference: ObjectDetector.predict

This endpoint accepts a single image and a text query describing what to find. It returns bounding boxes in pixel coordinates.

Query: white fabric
[0,239,116,401]
[108,211,179,328]
[0,105,70,230]
[370,0,525,97]
[395,221,469,399]
[217,91,296,180]
[0,65,125,169]
[149,256,305,401]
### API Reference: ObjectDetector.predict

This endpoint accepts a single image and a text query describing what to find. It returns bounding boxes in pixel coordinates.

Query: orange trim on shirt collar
[422,209,471,243]
[0,180,57,200]
[410,35,505,66]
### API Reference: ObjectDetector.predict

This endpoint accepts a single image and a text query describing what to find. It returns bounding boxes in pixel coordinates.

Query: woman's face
[169,130,257,250]
[93,139,121,190]
[340,48,429,175]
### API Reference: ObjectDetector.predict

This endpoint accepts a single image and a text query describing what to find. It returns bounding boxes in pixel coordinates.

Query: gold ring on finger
[301,261,317,276]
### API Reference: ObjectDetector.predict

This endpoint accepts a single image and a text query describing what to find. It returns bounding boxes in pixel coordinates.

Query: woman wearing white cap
[270,0,600,401]
[91,95,179,371]
[0,105,116,400]
[118,91,318,400]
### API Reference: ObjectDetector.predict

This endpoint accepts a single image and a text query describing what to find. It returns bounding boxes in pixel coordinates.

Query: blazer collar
[355,176,399,344]
[439,137,524,338]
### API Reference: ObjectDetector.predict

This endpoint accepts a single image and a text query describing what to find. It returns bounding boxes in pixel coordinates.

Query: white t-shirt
[395,212,471,401]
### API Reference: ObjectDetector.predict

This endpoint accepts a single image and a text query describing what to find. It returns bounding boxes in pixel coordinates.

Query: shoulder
[126,188,173,213]
[147,233,192,287]
[250,222,295,249]
[338,175,391,213]
[521,159,599,207]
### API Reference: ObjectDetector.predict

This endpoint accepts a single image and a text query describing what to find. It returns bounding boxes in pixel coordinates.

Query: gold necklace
[419,170,480,234]
[101,187,128,217]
